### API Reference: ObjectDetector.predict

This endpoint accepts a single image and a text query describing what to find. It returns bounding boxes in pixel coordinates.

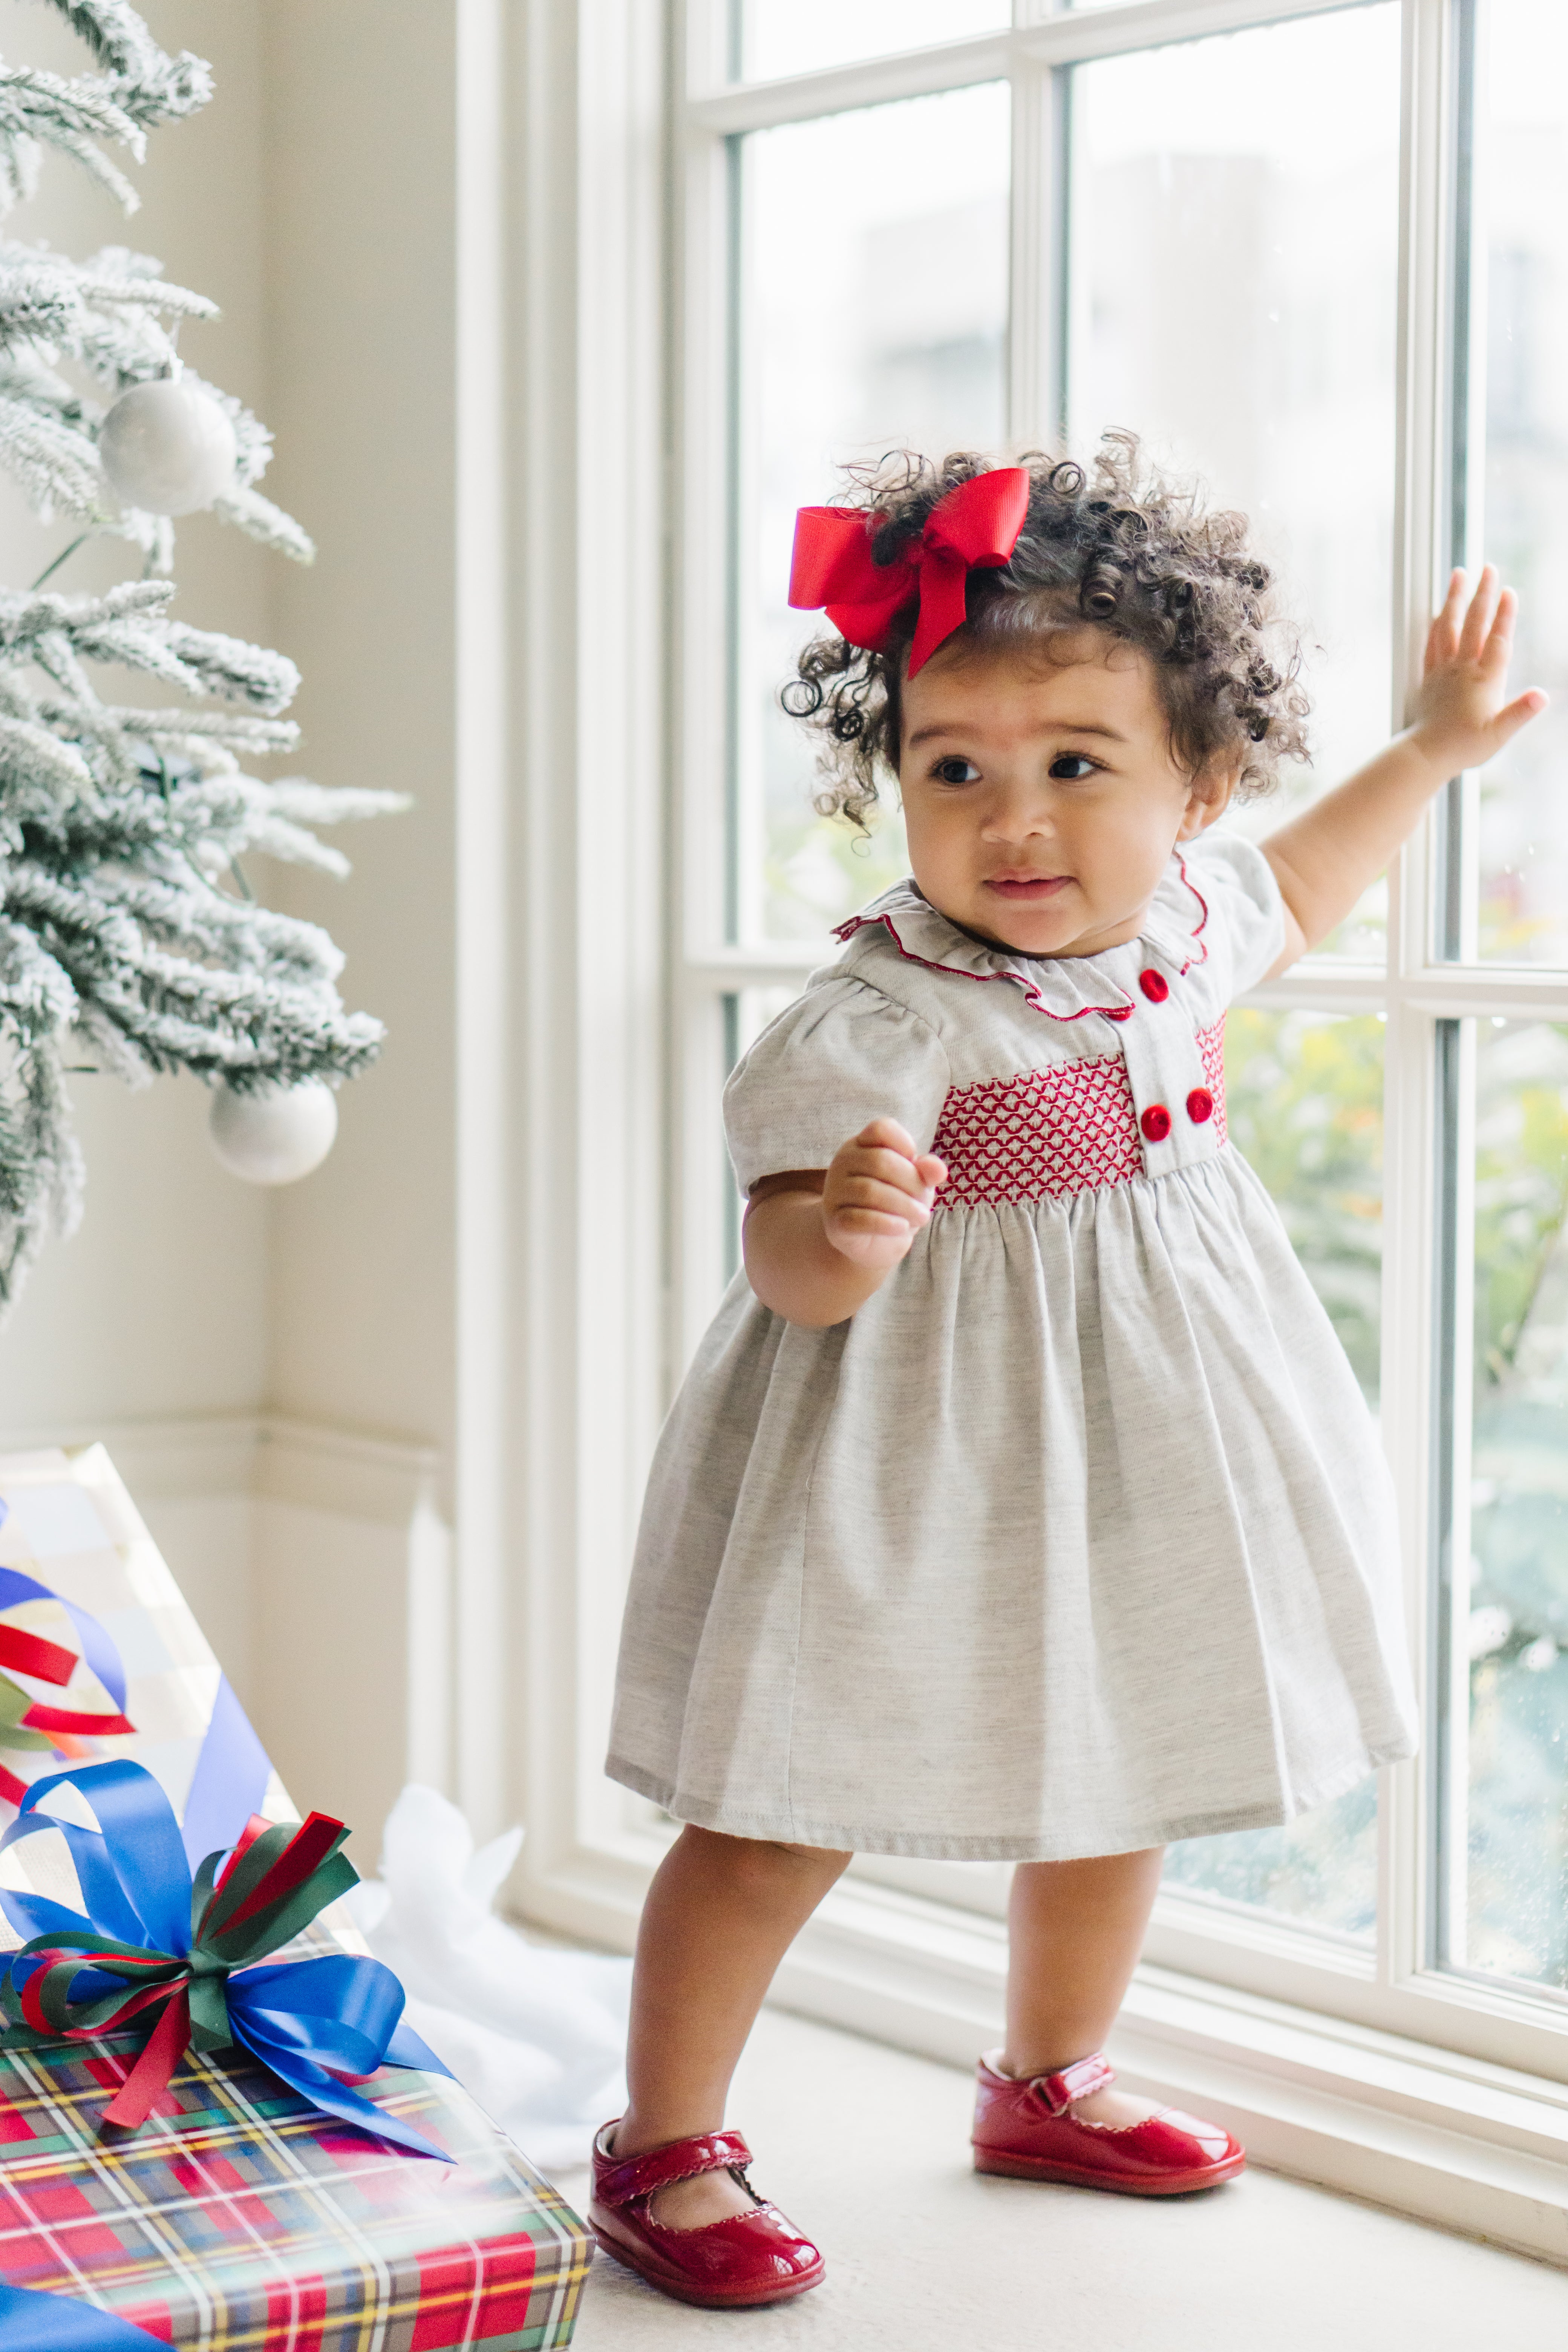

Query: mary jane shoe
[589,2120,825,2307]
[972,2050,1245,2194]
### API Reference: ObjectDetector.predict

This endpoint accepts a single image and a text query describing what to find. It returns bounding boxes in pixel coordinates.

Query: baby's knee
[685,1824,849,1894]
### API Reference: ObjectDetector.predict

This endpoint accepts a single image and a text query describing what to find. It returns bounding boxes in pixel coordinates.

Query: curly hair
[781,433,1311,831]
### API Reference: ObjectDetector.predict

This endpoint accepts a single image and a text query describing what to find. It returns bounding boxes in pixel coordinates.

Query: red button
[1139,969,1169,1003]
[1140,1104,1171,1144]
[1186,1087,1214,1125]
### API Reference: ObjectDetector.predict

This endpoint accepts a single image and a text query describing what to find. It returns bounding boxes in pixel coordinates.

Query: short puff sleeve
[724,974,951,1193]
[1185,832,1287,1002]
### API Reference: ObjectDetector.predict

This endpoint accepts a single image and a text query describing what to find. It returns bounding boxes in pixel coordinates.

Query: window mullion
[1007,61,1053,446]
[1380,0,1461,1995]
[1431,1014,1478,1970]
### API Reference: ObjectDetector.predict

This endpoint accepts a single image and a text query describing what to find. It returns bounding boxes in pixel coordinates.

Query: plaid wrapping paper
[0,2030,592,2349]
[0,1447,594,2348]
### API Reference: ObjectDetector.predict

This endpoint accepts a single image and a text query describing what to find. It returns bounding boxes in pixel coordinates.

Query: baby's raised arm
[1260,567,1547,971]
[743,1119,946,1327]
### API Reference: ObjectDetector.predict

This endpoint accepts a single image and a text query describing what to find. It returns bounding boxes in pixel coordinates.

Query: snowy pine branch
[43,2,210,130]
[0,2,395,1312]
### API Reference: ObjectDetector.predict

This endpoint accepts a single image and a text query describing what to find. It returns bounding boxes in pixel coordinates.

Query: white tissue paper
[345,1783,631,2171]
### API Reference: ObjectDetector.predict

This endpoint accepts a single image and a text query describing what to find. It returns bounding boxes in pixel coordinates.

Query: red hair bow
[788,466,1031,678]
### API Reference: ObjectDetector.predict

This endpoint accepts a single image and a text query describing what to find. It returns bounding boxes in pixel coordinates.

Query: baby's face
[897,631,1228,959]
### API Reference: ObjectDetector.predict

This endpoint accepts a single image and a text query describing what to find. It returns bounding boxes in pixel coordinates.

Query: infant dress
[607,834,1419,1860]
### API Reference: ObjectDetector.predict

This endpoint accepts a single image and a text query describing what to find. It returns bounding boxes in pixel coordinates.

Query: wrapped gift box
[0,1447,594,2350]
[0,2032,592,2349]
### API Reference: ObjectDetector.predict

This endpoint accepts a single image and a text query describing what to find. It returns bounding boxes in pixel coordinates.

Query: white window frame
[498,0,1568,2260]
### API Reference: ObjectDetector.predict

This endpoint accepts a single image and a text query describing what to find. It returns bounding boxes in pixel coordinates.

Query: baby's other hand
[822,1118,946,1270]
[1412,565,1547,775]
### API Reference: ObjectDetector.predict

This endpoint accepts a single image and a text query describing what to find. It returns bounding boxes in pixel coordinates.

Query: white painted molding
[256,1417,442,1529]
[0,1411,443,1527]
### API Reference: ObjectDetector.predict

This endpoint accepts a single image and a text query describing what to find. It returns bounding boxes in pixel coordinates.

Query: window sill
[527,1839,1568,2268]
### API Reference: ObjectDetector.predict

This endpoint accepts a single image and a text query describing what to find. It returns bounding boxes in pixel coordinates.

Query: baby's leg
[613,1825,850,2225]
[1005,1847,1165,2125]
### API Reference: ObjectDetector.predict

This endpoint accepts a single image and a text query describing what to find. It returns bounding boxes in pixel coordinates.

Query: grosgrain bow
[0,1759,450,2158]
[788,465,1030,677]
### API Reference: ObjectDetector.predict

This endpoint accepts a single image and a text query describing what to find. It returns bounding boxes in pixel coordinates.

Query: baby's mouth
[983,873,1072,902]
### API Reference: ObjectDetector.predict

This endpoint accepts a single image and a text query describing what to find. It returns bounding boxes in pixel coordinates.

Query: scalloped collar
[833,854,1210,1027]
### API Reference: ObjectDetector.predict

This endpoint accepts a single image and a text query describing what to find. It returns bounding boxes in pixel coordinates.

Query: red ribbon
[788,466,1031,678]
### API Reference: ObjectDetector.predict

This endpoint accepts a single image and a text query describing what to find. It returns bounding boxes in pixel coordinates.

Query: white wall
[260,2,460,1472]
[0,2,464,1865]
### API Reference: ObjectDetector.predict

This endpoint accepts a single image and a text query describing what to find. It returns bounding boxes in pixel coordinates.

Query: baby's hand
[1412,565,1547,775]
[822,1119,946,1270]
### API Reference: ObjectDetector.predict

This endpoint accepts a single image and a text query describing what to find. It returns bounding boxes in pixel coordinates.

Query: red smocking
[1197,1017,1228,1144]
[930,1017,1228,1209]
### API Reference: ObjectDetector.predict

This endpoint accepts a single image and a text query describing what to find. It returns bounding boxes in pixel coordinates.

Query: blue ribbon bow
[0,1760,452,2161]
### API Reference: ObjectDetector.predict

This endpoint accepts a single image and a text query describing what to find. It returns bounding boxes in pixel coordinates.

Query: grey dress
[606,836,1418,1860]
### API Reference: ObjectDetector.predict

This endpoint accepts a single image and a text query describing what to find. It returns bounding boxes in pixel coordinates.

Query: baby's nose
[980,799,1053,841]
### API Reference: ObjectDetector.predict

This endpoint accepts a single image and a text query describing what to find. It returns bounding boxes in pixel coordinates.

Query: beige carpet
[556,2007,1564,2350]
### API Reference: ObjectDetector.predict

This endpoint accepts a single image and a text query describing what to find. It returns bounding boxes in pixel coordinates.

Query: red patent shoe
[589,2120,825,2308]
[972,2050,1245,2194]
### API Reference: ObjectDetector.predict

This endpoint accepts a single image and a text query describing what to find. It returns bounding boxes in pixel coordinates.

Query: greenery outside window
[663,0,1568,2131]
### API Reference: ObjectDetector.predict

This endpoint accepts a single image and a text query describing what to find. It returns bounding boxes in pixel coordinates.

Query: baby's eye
[1048,753,1101,782]
[931,756,980,785]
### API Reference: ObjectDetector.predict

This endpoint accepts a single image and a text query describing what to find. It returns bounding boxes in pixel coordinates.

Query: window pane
[1461,1019,1568,1988]
[1473,2,1568,966]
[1163,1009,1385,1938]
[735,2,1007,83]
[734,84,1009,944]
[1066,8,1401,961]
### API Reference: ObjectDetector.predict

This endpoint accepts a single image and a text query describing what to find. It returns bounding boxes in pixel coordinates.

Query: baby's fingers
[835,1141,937,1201]
[833,1171,934,1227]
[822,1194,925,1268]
[1458,563,1501,662]
[852,1117,917,1161]
[1486,686,1549,750]
[1426,567,1467,668]
[1479,582,1519,677]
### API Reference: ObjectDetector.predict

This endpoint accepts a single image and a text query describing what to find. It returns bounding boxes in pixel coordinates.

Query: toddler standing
[589,441,1545,2307]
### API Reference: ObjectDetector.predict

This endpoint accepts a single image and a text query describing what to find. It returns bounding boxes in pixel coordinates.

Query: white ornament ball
[208,1081,338,1186]
[99,378,238,516]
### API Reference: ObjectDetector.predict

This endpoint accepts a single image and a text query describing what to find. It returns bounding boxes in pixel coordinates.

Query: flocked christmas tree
[0,0,398,1312]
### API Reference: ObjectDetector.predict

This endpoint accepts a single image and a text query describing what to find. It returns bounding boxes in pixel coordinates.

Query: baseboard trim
[524,1842,1568,2269]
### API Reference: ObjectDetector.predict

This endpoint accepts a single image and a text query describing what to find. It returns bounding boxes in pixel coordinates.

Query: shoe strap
[596,2126,753,2209]
[1030,2052,1116,2116]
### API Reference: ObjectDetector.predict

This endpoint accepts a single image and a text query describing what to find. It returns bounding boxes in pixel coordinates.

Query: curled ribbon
[788,464,1031,677]
[0,1545,135,1807]
[0,1758,452,2159]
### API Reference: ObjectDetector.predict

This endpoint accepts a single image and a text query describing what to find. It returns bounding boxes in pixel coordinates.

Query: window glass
[1162,1009,1385,1937]
[734,83,1010,944]
[1462,1018,1568,1988]
[734,3,1007,84]
[1066,7,1401,961]
[1473,2,1568,966]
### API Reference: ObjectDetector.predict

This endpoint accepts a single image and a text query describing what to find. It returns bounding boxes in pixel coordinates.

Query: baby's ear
[1178,757,1240,838]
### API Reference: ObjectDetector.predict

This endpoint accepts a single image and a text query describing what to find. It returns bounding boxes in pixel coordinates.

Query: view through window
[688,0,1568,2025]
